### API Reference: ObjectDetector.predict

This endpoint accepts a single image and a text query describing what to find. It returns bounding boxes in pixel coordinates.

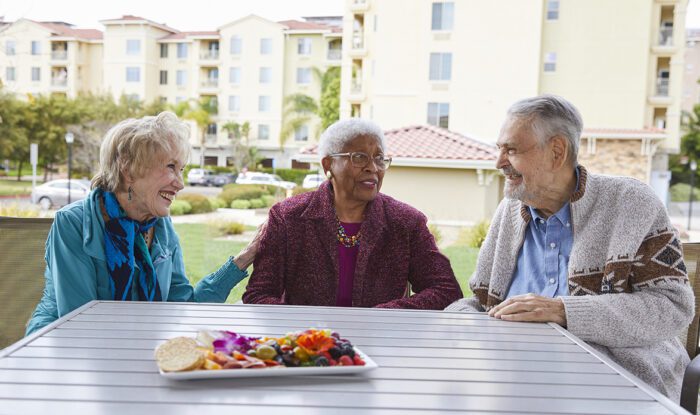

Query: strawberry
[339,355,353,366]
[353,355,365,366]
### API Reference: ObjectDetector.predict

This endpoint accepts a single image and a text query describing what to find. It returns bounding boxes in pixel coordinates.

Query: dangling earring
[128,186,133,201]
[325,171,332,179]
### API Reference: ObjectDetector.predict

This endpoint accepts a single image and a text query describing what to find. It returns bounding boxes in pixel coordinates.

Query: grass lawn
[0,180,34,196]
[175,223,478,303]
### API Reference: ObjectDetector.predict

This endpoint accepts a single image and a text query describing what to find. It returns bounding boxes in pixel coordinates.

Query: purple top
[336,222,361,307]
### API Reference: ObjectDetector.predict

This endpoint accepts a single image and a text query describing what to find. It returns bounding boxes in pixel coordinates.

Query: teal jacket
[26,189,247,335]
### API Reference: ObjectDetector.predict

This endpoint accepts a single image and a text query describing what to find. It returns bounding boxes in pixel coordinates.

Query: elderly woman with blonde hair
[27,112,262,335]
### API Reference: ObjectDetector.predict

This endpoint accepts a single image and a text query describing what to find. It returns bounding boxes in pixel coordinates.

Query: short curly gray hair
[318,118,386,159]
[91,111,191,192]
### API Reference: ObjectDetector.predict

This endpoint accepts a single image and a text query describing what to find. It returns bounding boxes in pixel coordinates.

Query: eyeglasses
[329,152,392,170]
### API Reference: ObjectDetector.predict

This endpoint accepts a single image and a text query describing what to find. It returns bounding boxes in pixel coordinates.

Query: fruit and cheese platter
[155,328,378,379]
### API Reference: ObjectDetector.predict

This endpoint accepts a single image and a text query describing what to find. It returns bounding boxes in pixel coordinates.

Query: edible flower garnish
[212,331,259,354]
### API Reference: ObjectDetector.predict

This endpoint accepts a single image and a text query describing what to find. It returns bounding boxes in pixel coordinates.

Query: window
[228,95,240,112]
[159,96,168,104]
[297,38,312,55]
[177,43,188,59]
[544,52,557,72]
[230,36,242,55]
[31,67,41,81]
[6,67,15,81]
[126,67,140,82]
[31,41,41,55]
[429,53,452,81]
[260,38,272,54]
[126,39,140,55]
[296,68,312,84]
[229,67,241,84]
[176,70,187,86]
[259,96,271,112]
[259,67,272,83]
[5,40,15,56]
[294,125,309,141]
[431,2,454,30]
[160,43,168,58]
[258,124,270,140]
[127,94,140,102]
[175,96,186,104]
[159,70,168,85]
[546,0,559,20]
[427,102,450,128]
[206,123,217,135]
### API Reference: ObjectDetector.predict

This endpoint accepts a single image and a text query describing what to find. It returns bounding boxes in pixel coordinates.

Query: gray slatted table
[0,300,690,414]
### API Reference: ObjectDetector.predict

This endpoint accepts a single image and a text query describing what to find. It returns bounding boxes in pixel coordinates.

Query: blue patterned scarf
[102,190,161,301]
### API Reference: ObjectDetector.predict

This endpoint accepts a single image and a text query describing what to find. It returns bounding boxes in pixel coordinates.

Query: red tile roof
[278,19,333,31]
[300,125,498,161]
[159,31,218,40]
[100,15,178,33]
[582,127,665,136]
[33,21,103,40]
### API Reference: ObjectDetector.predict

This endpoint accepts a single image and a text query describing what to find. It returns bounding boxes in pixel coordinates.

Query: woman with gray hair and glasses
[27,112,263,335]
[243,118,462,309]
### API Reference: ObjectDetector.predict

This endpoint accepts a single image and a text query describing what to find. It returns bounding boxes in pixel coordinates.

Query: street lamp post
[689,160,697,231]
[65,132,74,204]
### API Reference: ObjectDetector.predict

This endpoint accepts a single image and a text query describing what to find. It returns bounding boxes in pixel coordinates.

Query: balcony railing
[351,79,363,93]
[51,50,67,60]
[659,27,673,46]
[200,50,220,60]
[352,34,364,49]
[327,49,342,60]
[205,134,217,145]
[51,77,67,86]
[200,78,219,87]
[656,78,669,96]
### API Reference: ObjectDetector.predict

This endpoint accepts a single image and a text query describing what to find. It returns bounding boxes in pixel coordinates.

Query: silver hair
[506,94,583,163]
[318,118,386,158]
[91,111,191,192]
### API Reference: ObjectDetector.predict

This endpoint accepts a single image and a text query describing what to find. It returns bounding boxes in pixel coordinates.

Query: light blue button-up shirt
[506,169,580,298]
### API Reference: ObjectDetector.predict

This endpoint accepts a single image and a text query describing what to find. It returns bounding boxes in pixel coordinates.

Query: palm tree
[171,97,215,168]
[279,94,318,148]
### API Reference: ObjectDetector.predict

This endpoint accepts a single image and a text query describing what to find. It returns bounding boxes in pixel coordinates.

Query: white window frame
[230,36,242,55]
[176,70,187,86]
[31,67,41,81]
[259,67,272,84]
[6,66,15,81]
[258,96,271,112]
[296,67,312,84]
[258,124,270,140]
[297,38,312,55]
[228,95,240,112]
[431,2,454,31]
[546,0,560,20]
[429,53,452,81]
[6,40,16,56]
[126,67,140,82]
[427,102,450,128]
[229,67,241,84]
[294,125,309,141]
[126,39,141,55]
[31,41,41,55]
[544,52,557,72]
[260,38,272,55]
[176,43,188,59]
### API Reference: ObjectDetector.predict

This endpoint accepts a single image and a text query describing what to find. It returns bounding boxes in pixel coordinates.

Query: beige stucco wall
[0,20,52,96]
[683,33,700,113]
[380,166,502,225]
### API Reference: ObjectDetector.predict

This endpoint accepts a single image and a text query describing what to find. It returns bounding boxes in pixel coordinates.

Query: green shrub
[249,198,265,209]
[208,197,227,209]
[261,194,276,207]
[292,186,315,196]
[176,193,214,214]
[231,199,252,209]
[260,168,314,185]
[670,183,700,202]
[0,201,42,217]
[170,200,192,216]
[457,220,491,248]
[220,184,273,205]
[428,224,442,245]
[219,221,245,235]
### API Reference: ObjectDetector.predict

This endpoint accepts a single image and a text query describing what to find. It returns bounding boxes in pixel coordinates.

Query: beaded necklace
[336,217,361,247]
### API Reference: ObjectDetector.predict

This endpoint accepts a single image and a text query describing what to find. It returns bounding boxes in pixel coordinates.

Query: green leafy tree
[171,97,216,168]
[0,90,30,179]
[671,104,700,186]
[280,93,318,148]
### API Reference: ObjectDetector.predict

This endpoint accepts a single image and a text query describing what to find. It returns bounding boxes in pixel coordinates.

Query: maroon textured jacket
[243,181,463,309]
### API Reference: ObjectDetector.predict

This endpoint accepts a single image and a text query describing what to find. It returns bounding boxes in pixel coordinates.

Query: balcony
[199,78,219,92]
[648,77,672,106]
[348,79,365,102]
[659,27,673,46]
[327,49,341,60]
[51,50,67,60]
[350,0,369,12]
[349,34,367,57]
[199,50,220,60]
[656,78,669,96]
[205,134,218,146]
[51,77,67,87]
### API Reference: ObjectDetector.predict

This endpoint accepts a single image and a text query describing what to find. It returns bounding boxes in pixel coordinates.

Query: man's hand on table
[488,293,567,327]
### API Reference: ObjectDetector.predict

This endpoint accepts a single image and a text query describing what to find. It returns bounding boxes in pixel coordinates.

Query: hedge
[231,199,252,209]
[260,168,315,185]
[249,198,265,209]
[220,184,274,205]
[176,193,214,214]
[170,200,192,216]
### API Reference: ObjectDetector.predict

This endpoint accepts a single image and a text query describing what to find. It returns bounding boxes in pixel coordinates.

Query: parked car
[235,172,296,190]
[187,168,215,186]
[32,179,91,209]
[302,173,325,189]
[212,173,237,187]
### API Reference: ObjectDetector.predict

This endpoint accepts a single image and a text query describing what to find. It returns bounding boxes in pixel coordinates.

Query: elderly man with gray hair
[446,94,694,400]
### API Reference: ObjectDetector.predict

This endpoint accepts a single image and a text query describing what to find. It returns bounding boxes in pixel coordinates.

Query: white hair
[506,94,583,164]
[92,111,191,192]
[318,118,386,159]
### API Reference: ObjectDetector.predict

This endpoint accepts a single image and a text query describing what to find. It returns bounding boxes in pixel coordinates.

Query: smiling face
[123,152,185,221]
[324,134,386,206]
[496,117,553,206]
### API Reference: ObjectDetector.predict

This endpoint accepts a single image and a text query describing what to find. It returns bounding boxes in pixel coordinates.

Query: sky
[0,0,346,30]
[1,0,699,31]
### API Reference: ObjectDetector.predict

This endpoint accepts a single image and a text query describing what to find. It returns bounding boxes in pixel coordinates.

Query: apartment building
[682,28,700,114]
[340,0,688,201]
[0,14,341,168]
[0,19,102,98]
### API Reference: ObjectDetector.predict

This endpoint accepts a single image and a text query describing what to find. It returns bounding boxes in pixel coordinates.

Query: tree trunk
[43,163,49,182]
[16,160,23,181]
[200,131,205,168]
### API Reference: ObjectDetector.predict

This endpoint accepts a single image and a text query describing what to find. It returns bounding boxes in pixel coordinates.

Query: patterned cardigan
[446,166,695,401]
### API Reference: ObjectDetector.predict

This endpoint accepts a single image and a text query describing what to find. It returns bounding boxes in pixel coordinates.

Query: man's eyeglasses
[328,152,392,170]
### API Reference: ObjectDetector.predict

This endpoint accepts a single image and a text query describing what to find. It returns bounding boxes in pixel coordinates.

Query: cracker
[155,337,204,372]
